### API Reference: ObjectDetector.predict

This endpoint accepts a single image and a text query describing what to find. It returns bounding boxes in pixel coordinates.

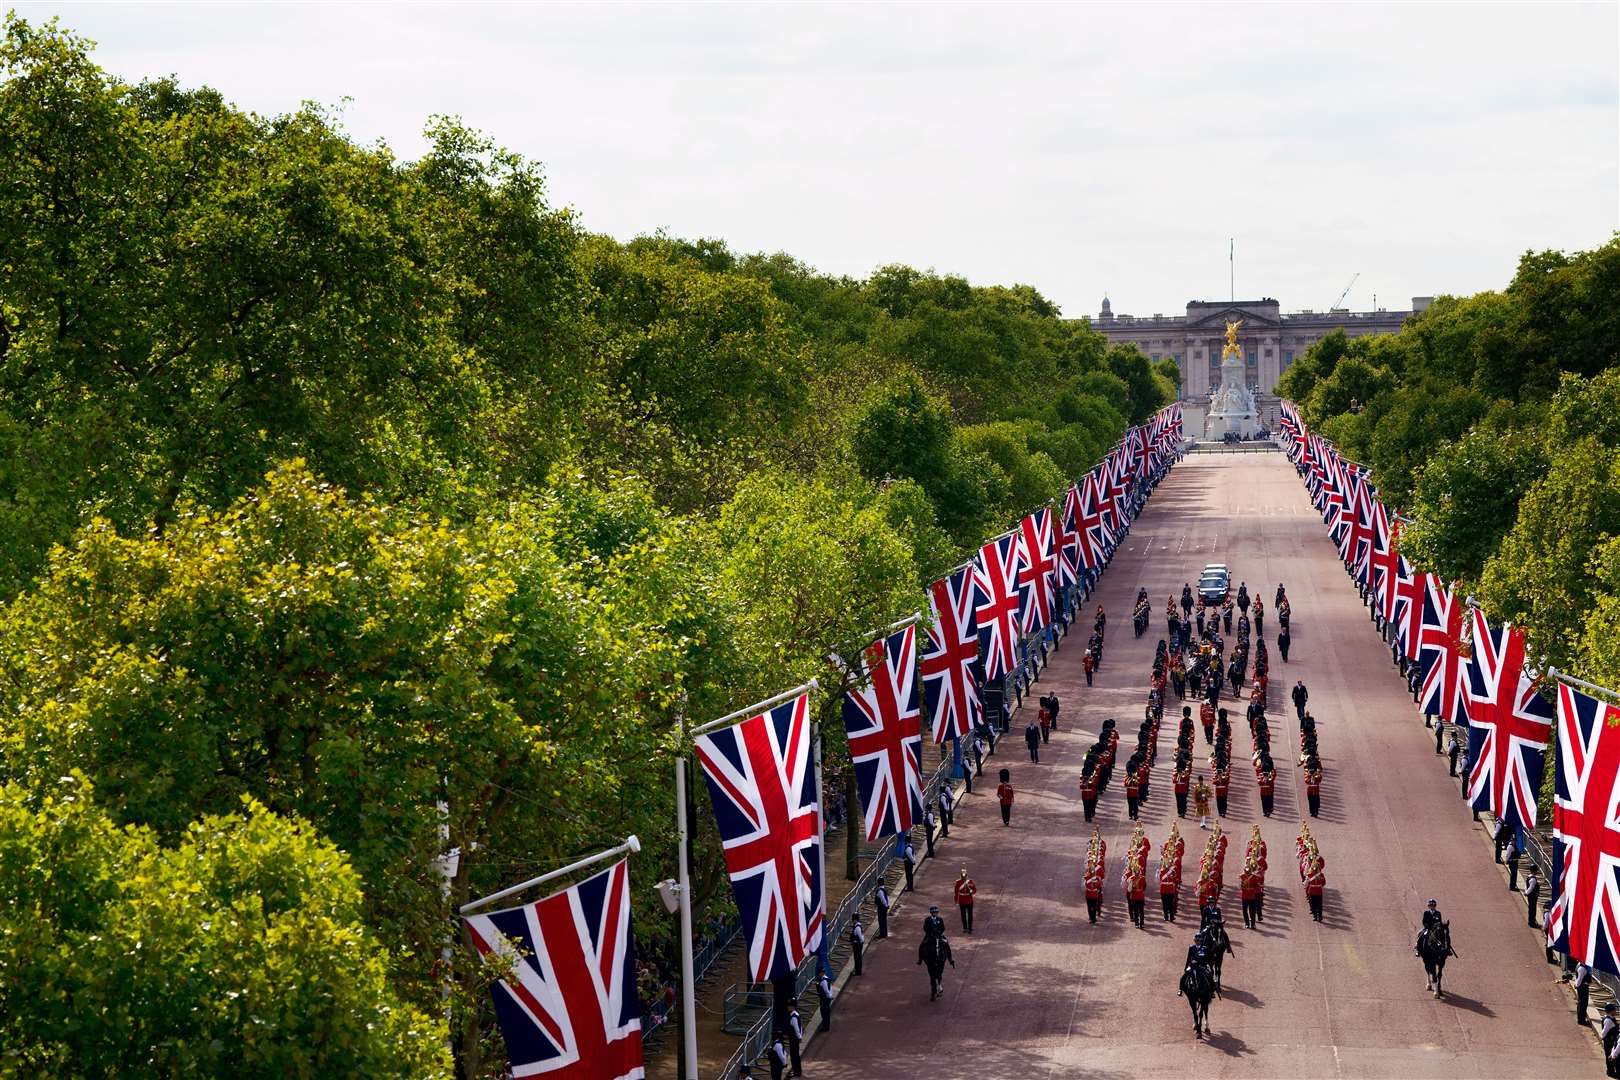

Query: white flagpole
[459,835,642,915]
[675,754,698,1079]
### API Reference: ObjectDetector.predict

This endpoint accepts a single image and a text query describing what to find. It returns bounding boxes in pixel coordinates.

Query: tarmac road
[804,452,1597,1079]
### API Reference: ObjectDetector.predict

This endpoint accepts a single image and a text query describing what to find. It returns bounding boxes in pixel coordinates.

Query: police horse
[1179,959,1217,1038]
[1202,919,1236,992]
[1417,921,1455,997]
[918,933,954,1001]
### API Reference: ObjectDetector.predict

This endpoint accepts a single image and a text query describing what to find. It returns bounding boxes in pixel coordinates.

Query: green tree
[0,778,447,1077]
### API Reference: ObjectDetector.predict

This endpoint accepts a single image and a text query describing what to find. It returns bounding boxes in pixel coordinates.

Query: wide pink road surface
[807,452,1597,1079]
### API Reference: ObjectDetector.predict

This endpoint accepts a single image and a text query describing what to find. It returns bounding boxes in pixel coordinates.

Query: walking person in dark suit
[1292,680,1309,721]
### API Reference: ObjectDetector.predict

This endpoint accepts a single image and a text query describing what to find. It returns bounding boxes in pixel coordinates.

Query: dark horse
[1179,961,1217,1037]
[1417,921,1455,997]
[1205,923,1235,991]
[917,934,954,1001]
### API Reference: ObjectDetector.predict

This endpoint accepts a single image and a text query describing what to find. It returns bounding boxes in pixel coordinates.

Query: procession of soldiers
[843,568,1339,1049]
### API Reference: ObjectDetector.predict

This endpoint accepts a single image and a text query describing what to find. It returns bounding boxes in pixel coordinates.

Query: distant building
[1087,295,1431,429]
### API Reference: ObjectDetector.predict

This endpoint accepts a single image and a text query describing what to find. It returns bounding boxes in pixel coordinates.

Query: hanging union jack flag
[837,625,924,840]
[1548,682,1620,975]
[1075,470,1113,569]
[695,693,824,983]
[1055,485,1082,588]
[1464,612,1553,831]
[922,568,981,743]
[1391,554,1426,663]
[1016,507,1058,632]
[1417,575,1470,723]
[973,532,1023,681]
[463,859,643,1080]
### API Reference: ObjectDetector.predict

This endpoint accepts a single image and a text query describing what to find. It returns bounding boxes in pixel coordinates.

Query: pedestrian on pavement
[1447,731,1462,777]
[996,770,1014,826]
[1024,720,1041,763]
[815,971,833,1032]
[1278,626,1291,662]
[903,841,918,891]
[769,1031,789,1080]
[1506,844,1521,893]
[1292,680,1309,720]
[787,1006,804,1076]
[1576,961,1592,1025]
[954,868,977,934]
[874,882,890,938]
[1602,1003,1620,1077]
[1524,869,1541,928]
[851,914,866,976]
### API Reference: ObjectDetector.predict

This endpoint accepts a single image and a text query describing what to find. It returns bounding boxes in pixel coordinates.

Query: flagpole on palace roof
[459,835,642,915]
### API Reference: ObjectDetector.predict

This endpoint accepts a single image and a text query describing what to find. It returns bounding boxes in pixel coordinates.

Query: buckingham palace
[1087,295,1432,433]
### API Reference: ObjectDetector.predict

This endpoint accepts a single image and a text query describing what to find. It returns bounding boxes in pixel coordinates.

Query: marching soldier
[1085,827,1107,924]
[1080,765,1099,822]
[1303,755,1323,817]
[1213,761,1231,818]
[1124,755,1142,821]
[1304,855,1327,922]
[1193,774,1213,829]
[954,868,977,934]
[1125,855,1148,928]
[1256,753,1276,817]
[1160,823,1185,922]
[1174,753,1192,818]
[1239,861,1260,929]
[996,769,1015,827]
[1200,699,1216,745]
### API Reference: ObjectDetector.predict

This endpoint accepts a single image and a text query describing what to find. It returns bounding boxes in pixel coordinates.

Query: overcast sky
[19,1,1618,317]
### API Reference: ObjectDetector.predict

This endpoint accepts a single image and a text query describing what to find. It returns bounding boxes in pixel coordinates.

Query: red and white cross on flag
[972,532,1023,681]
[838,625,924,840]
[694,693,824,982]
[1366,505,1402,624]
[922,567,981,743]
[463,859,644,1080]
[1463,611,1553,831]
[1549,681,1620,974]
[1055,485,1082,588]
[1016,506,1058,632]
[1391,554,1425,662]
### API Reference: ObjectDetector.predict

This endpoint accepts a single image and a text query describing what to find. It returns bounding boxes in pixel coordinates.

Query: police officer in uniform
[922,903,946,940]
[874,880,890,938]
[850,913,866,976]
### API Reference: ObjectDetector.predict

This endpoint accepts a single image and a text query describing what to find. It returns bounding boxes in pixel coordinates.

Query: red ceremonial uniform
[954,877,976,907]
[1174,769,1191,795]
[1126,870,1147,901]
[1080,777,1098,800]
[1160,863,1180,894]
[1213,771,1230,797]
[1305,866,1326,896]
[1085,865,1105,900]
[1239,870,1260,901]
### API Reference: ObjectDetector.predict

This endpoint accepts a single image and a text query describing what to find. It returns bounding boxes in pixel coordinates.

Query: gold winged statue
[1222,319,1243,359]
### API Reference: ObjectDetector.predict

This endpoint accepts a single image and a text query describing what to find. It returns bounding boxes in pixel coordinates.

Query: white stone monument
[1204,319,1258,440]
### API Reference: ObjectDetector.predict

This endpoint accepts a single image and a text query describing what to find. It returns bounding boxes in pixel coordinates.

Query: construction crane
[1328,273,1359,311]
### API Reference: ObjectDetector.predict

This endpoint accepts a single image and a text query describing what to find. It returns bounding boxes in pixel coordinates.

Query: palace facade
[1087,295,1431,429]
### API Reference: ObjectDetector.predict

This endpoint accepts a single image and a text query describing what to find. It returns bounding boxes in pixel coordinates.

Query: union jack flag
[1055,485,1082,588]
[1416,575,1470,723]
[1547,682,1620,975]
[922,568,981,743]
[1016,507,1058,632]
[464,859,643,1080]
[837,625,924,840]
[694,694,824,982]
[1103,448,1131,534]
[1075,470,1113,569]
[973,533,1023,681]
[1464,612,1553,831]
[1366,507,1403,624]
[1391,554,1426,662]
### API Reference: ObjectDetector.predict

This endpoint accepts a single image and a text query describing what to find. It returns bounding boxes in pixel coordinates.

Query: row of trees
[0,17,1175,1075]
[1276,235,1620,815]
